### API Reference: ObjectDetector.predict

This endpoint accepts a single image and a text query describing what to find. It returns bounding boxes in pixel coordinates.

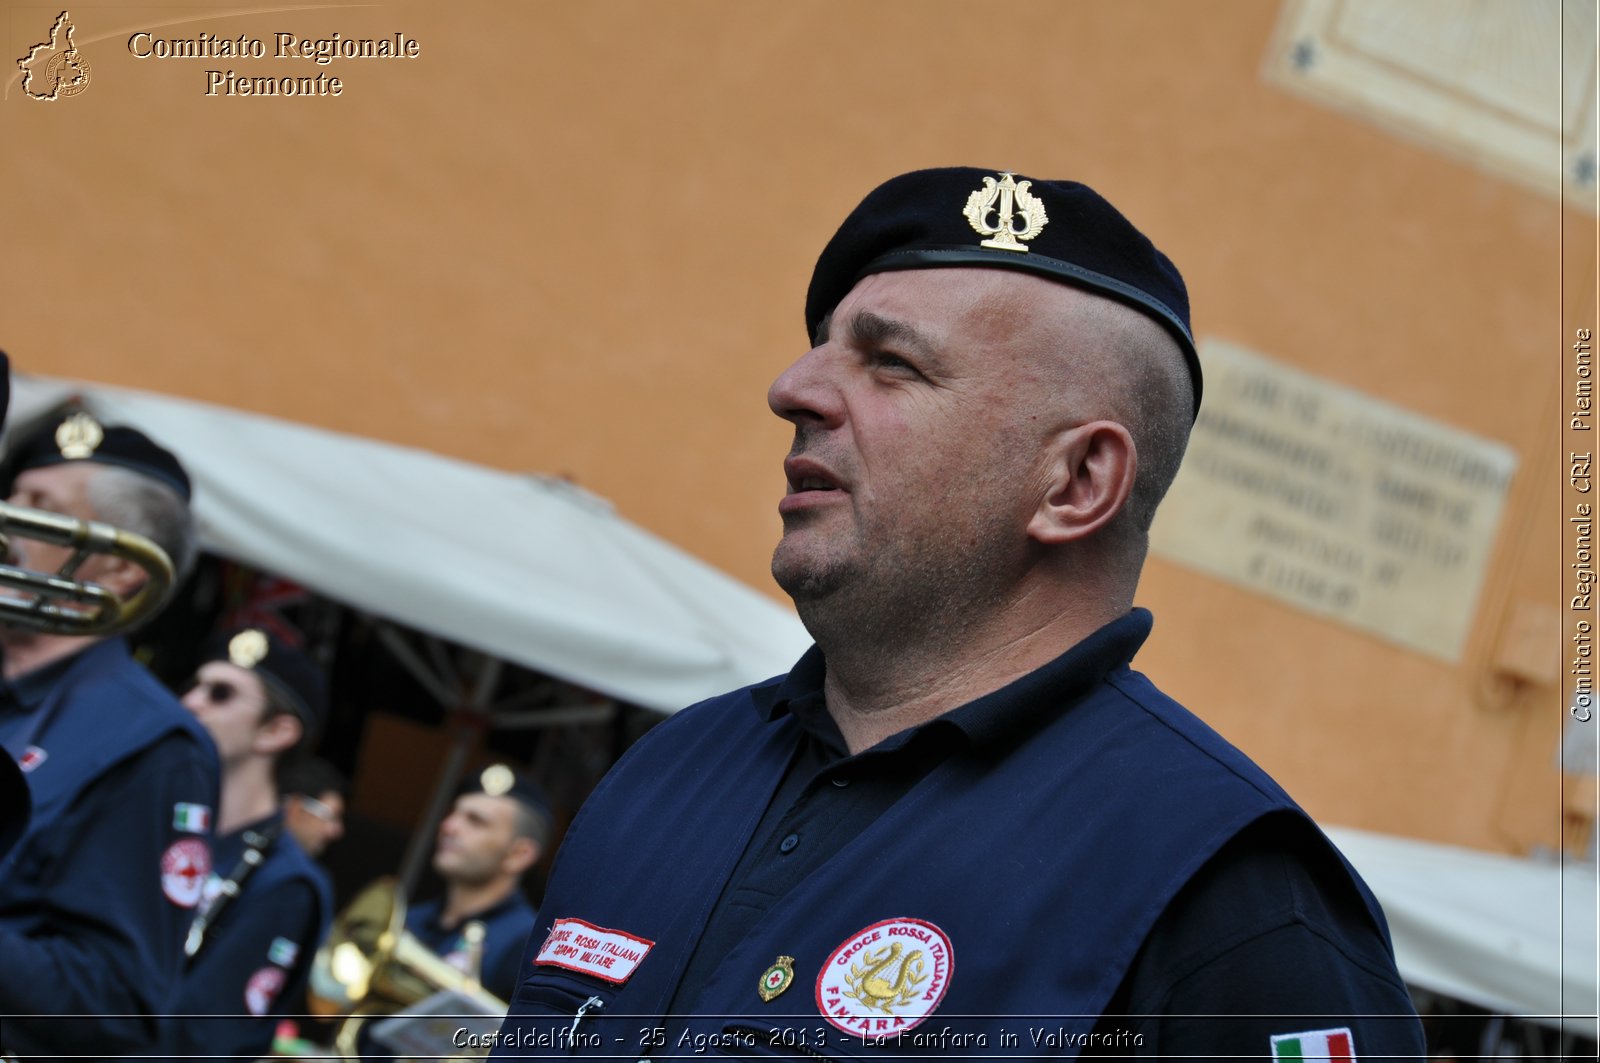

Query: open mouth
[791,476,838,493]
[784,458,844,496]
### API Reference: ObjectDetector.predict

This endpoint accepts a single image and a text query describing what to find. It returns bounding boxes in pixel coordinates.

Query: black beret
[9,410,192,500]
[200,627,329,739]
[805,167,1201,415]
[462,763,551,818]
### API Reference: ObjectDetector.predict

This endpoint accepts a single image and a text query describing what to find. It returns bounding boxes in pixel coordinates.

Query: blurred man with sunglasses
[0,410,218,1060]
[153,625,334,1062]
[281,755,348,860]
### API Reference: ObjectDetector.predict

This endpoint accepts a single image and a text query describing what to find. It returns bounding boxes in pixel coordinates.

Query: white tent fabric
[8,375,814,713]
[1327,827,1599,1038]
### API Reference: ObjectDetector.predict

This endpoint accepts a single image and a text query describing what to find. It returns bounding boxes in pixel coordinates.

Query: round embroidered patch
[244,965,286,1016]
[160,838,211,908]
[814,918,954,1037]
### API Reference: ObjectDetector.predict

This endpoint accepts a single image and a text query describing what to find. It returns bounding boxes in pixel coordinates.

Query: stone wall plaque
[1266,0,1598,211]
[1149,339,1517,661]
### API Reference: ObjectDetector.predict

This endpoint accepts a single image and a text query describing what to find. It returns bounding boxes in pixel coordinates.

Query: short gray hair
[1039,288,1194,563]
[510,797,553,855]
[85,465,198,581]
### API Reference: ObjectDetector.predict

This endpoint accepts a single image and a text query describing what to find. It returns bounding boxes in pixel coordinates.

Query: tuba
[309,877,507,1060]
[0,499,175,635]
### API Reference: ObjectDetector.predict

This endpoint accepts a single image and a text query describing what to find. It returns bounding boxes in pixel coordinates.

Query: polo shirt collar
[424,888,528,933]
[753,609,1155,754]
[5,638,129,712]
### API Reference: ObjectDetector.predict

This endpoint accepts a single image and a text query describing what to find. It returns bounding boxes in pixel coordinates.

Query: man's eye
[874,352,916,372]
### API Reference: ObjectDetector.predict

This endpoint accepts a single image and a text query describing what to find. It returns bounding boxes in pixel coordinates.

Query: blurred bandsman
[280,753,348,860]
[0,353,28,863]
[155,626,335,1061]
[411,765,547,1002]
[0,410,218,1059]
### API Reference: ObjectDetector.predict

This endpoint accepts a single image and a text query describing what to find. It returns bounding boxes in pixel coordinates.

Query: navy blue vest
[0,639,220,1058]
[495,626,1384,1059]
[1,639,216,877]
[149,823,333,1061]
[407,889,539,1002]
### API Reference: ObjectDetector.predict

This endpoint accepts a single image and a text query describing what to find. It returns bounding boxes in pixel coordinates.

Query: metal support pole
[394,649,504,898]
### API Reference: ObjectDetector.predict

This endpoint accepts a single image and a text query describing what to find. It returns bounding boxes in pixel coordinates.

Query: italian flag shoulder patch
[1271,1027,1355,1062]
[172,803,211,833]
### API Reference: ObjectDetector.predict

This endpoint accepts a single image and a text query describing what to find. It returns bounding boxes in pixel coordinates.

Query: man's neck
[441,877,517,929]
[218,759,280,836]
[0,630,100,682]
[811,573,1130,754]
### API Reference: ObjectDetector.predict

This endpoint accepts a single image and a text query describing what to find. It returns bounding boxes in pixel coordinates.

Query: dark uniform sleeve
[0,734,217,1057]
[1086,816,1427,1060]
[161,876,322,1060]
[483,908,538,1005]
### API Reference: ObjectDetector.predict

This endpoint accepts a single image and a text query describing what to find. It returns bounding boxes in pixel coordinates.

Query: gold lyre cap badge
[228,629,270,669]
[55,411,105,459]
[963,171,1048,252]
[480,764,516,796]
[757,955,796,1002]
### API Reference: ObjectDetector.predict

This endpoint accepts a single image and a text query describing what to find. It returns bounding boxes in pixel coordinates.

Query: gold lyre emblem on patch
[55,412,104,459]
[228,629,270,669]
[963,171,1048,252]
[841,941,927,1014]
[757,955,795,1002]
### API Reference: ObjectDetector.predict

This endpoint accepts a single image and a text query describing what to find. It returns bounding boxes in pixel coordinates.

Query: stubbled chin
[772,534,849,604]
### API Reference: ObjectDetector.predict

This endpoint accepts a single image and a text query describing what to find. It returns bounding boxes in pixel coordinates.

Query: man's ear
[87,554,149,596]
[504,836,540,877]
[1026,420,1137,545]
[254,712,304,758]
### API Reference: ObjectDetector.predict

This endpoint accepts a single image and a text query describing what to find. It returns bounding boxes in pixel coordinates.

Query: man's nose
[767,345,844,429]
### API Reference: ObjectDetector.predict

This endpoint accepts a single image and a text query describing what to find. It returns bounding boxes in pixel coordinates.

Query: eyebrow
[844,310,940,364]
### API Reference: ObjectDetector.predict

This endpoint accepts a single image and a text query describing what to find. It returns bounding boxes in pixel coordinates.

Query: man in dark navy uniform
[0,351,28,865]
[407,765,546,1003]
[0,411,219,1059]
[0,731,24,862]
[355,766,544,1059]
[150,626,334,1060]
[493,169,1425,1061]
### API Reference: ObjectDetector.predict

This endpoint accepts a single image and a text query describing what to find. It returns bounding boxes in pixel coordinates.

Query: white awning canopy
[7,375,813,714]
[1328,826,1598,1038]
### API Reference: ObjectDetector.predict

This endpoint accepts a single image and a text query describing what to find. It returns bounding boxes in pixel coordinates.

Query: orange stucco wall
[2,1,1591,854]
